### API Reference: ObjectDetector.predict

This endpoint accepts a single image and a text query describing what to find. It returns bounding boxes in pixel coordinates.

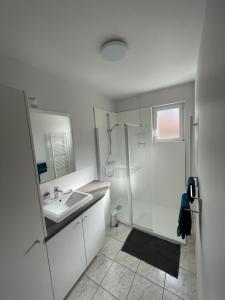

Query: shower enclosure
[94,107,186,243]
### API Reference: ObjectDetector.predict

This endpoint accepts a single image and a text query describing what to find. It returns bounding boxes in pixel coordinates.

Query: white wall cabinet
[47,199,105,300]
[82,199,105,265]
[47,216,86,300]
[0,85,54,300]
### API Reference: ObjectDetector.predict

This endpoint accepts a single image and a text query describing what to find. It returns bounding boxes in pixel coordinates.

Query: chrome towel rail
[184,208,200,214]
[184,177,201,214]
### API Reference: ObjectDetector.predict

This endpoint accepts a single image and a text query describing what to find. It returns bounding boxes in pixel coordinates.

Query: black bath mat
[122,228,180,278]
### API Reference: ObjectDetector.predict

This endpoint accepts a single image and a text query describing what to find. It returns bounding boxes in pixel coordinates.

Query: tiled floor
[66,224,197,300]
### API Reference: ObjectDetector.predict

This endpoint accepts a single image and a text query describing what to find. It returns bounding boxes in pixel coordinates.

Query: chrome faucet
[54,186,63,198]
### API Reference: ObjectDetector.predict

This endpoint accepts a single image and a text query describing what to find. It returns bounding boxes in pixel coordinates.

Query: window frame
[152,102,184,142]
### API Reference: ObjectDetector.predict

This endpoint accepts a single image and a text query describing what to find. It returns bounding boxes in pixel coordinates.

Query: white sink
[43,191,93,223]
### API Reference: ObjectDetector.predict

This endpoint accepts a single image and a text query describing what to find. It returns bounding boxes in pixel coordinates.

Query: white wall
[195,0,225,299]
[0,55,115,195]
[116,81,195,177]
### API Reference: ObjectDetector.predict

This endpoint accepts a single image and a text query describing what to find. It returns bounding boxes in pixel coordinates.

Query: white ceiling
[0,0,206,100]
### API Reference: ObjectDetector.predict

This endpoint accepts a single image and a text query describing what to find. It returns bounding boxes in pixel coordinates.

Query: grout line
[89,282,100,300]
[101,232,177,298]
[87,272,120,300]
[163,272,167,288]
[99,285,120,300]
[161,274,165,300]
[136,259,141,272]
[163,288,185,300]
[99,259,114,285]
[162,288,165,300]
[85,273,99,286]
[125,271,136,299]
[101,250,140,273]
[125,257,141,300]
[97,258,122,300]
[86,256,115,298]
[72,274,100,300]
[101,243,167,290]
[83,250,115,300]
[100,234,139,300]
[106,233,130,243]
[135,271,165,290]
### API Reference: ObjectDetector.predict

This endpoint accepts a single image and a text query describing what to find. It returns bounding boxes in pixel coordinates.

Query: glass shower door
[96,124,130,225]
[126,123,185,242]
[125,124,153,231]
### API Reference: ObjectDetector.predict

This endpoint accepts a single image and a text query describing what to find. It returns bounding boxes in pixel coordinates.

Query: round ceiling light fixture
[101,39,128,62]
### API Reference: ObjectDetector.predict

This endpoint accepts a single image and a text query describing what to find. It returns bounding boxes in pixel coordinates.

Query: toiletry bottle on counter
[43,191,51,204]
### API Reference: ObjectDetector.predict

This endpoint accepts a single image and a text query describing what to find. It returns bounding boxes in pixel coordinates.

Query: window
[152,103,184,141]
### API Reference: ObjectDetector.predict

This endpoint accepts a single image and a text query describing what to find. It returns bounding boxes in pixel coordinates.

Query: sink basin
[43,191,93,223]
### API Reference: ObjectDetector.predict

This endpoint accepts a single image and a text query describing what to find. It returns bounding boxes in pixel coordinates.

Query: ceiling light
[101,39,128,62]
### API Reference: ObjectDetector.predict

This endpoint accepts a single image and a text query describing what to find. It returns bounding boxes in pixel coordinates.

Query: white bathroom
[1,1,225,300]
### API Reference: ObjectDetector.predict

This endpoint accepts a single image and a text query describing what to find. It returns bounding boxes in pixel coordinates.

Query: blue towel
[37,162,47,183]
[177,193,192,239]
[187,176,196,203]
[37,162,47,175]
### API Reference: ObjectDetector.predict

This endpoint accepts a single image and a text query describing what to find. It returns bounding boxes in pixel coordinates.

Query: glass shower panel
[149,142,185,242]
[112,123,130,224]
[94,108,130,225]
[127,124,185,242]
[127,124,153,231]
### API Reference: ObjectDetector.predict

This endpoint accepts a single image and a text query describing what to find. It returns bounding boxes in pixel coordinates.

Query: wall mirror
[29,109,76,184]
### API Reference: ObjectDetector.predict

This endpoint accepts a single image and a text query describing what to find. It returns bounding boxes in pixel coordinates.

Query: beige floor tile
[101,237,123,260]
[86,254,113,284]
[127,274,163,300]
[92,287,117,300]
[66,275,98,300]
[107,224,131,242]
[137,260,166,287]
[101,261,135,300]
[163,289,184,300]
[115,251,140,272]
[180,243,196,273]
[165,268,197,300]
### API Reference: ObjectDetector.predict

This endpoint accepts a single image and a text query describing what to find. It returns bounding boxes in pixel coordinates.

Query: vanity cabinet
[82,198,105,265]
[47,199,105,300]
[47,216,86,300]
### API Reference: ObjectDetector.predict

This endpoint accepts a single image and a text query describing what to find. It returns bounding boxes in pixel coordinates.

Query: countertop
[45,180,110,241]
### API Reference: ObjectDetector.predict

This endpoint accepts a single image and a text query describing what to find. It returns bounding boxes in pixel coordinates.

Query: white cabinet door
[82,200,105,265]
[0,85,53,300]
[47,216,86,300]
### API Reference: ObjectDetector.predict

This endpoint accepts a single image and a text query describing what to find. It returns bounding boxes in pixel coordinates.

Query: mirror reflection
[30,110,76,184]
